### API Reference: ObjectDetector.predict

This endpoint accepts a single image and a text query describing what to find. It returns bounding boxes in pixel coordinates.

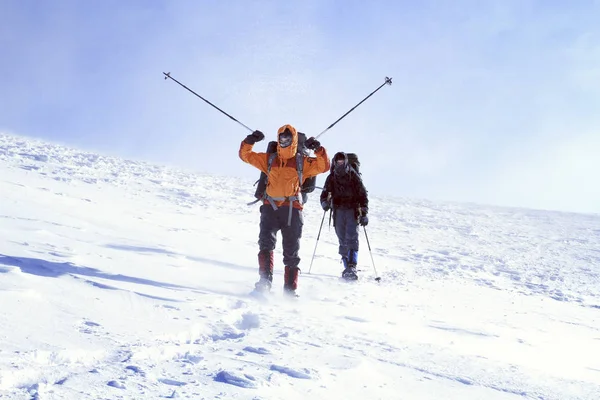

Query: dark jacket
[320,169,368,215]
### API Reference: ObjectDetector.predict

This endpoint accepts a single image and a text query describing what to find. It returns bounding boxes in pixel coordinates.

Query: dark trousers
[258,204,304,268]
[334,208,359,257]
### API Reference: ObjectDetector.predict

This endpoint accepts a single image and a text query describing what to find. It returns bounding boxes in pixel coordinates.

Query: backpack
[252,131,317,204]
[346,152,360,176]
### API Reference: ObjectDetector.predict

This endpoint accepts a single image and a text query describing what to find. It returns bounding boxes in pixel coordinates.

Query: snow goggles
[279,131,293,148]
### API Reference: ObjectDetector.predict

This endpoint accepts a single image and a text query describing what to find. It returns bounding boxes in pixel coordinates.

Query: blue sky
[1,0,599,214]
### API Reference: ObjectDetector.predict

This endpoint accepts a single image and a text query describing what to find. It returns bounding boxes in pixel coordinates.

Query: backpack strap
[247,153,277,206]
[295,152,304,205]
[268,152,277,174]
[263,152,279,208]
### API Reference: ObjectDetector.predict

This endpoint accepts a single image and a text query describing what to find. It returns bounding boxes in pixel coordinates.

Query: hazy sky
[2,0,599,214]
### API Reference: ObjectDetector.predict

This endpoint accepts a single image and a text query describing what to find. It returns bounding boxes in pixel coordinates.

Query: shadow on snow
[0,253,191,292]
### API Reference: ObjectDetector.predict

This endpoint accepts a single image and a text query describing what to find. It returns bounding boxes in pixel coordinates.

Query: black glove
[321,201,331,211]
[244,130,265,145]
[305,137,321,151]
[359,215,369,226]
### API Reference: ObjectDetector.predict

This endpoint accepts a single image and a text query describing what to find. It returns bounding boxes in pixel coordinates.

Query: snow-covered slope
[1,132,599,399]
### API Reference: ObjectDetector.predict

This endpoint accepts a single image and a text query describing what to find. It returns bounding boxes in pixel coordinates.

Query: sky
[1,0,599,214]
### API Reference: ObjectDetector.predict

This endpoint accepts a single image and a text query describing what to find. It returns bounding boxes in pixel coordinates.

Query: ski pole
[363,226,381,282]
[308,210,327,274]
[315,76,393,139]
[163,72,254,133]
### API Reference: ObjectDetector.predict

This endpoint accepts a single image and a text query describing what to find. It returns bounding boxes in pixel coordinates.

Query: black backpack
[346,152,360,176]
[252,132,317,204]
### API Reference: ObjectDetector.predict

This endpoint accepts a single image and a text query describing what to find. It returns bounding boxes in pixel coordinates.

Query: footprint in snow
[125,365,146,377]
[214,370,257,388]
[270,364,313,379]
[180,353,204,364]
[243,346,271,355]
[78,320,102,335]
[209,323,246,341]
[107,380,126,389]
[158,378,187,387]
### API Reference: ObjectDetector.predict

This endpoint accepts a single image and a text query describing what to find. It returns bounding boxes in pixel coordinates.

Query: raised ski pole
[308,210,328,274]
[363,226,381,282]
[163,72,253,133]
[315,76,392,139]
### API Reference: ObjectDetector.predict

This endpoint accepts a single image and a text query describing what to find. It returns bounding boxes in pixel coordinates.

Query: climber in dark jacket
[319,151,369,280]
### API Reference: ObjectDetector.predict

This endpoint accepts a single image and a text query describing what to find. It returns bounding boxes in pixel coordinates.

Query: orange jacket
[239,124,330,209]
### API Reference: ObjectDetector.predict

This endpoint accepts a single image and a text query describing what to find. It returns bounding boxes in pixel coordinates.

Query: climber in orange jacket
[239,124,330,296]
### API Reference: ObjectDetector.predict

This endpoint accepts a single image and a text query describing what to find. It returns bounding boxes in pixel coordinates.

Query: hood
[276,124,298,161]
[332,151,349,176]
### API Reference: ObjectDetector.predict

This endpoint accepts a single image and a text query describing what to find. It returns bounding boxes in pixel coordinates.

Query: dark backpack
[346,152,360,176]
[252,131,317,204]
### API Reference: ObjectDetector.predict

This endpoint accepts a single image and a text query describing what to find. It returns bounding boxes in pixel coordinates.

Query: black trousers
[258,204,304,268]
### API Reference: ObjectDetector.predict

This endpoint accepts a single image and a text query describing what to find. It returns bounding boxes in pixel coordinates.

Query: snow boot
[342,265,358,281]
[283,265,300,297]
[255,250,274,292]
[342,249,359,281]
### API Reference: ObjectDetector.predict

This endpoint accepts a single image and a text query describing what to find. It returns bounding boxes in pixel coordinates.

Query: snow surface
[0,132,599,399]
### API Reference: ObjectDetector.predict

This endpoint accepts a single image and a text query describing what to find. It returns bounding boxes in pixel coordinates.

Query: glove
[321,201,331,211]
[359,215,369,226]
[244,130,265,145]
[305,137,321,151]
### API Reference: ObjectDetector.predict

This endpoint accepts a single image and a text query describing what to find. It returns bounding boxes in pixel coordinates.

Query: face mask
[334,157,348,176]
[279,131,293,148]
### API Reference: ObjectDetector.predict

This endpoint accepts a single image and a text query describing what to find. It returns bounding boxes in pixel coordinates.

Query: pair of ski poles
[163,71,392,139]
[163,71,390,281]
